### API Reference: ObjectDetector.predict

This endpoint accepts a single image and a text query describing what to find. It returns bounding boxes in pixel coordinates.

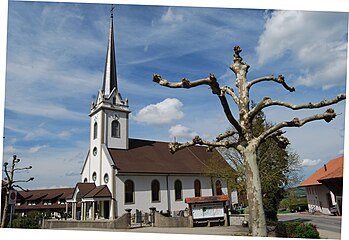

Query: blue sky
[1,1,348,189]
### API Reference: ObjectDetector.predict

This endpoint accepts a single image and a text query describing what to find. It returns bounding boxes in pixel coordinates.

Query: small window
[194,179,201,197]
[215,180,222,195]
[93,122,97,139]
[104,173,109,183]
[111,120,120,138]
[174,180,182,201]
[151,180,160,202]
[125,180,134,204]
[92,172,97,182]
[93,147,97,156]
[83,178,88,183]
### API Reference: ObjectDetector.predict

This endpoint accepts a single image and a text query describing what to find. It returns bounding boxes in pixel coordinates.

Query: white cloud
[28,145,48,153]
[169,124,198,140]
[24,128,51,141]
[133,98,184,124]
[159,7,184,24]
[256,11,347,89]
[301,158,322,167]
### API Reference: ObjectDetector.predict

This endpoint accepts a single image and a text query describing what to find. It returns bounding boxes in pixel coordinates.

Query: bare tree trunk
[242,144,267,237]
[1,192,9,228]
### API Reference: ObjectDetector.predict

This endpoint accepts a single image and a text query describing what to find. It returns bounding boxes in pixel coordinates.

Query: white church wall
[115,174,228,217]
[116,175,169,216]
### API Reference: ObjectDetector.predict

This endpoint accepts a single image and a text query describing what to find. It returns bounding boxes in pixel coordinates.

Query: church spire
[102,6,117,96]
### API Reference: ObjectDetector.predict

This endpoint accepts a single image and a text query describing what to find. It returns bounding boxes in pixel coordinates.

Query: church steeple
[102,7,117,96]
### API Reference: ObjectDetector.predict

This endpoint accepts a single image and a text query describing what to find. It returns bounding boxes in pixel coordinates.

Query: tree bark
[1,190,9,228]
[242,143,267,237]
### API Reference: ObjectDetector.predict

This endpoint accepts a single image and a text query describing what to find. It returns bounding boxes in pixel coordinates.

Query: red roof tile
[299,156,344,187]
[185,195,229,204]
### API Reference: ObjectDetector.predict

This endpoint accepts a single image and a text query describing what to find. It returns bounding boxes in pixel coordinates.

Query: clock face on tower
[93,147,97,156]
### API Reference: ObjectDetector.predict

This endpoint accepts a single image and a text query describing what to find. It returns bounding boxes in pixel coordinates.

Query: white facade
[115,175,227,217]
[305,185,335,215]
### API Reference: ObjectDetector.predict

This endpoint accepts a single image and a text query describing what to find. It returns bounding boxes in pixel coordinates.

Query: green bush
[276,221,301,238]
[276,221,320,238]
[295,223,320,239]
[11,211,42,229]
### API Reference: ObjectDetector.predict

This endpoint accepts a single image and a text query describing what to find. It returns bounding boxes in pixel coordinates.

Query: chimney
[324,164,327,171]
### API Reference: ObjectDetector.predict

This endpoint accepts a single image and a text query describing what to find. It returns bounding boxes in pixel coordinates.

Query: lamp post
[1,155,34,228]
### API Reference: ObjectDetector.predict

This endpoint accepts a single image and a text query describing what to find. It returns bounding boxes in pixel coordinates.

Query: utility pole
[1,155,34,228]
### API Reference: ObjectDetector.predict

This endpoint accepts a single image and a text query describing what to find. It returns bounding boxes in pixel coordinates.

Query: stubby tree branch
[247,74,295,92]
[153,73,243,134]
[256,108,337,146]
[249,94,346,120]
[169,135,240,154]
[216,129,239,141]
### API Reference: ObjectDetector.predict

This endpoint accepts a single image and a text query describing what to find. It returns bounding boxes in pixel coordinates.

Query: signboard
[192,202,224,220]
[231,190,238,204]
[8,190,17,205]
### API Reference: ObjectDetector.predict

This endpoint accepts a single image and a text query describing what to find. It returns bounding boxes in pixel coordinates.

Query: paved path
[53,213,341,239]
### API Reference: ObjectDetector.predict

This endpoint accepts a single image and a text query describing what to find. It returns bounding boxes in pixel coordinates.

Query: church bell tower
[89,9,130,156]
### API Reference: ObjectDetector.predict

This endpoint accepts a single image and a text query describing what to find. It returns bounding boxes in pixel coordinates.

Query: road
[278,212,341,239]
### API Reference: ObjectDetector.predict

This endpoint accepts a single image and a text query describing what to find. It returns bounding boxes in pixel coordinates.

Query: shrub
[276,221,320,238]
[276,221,301,238]
[295,223,320,239]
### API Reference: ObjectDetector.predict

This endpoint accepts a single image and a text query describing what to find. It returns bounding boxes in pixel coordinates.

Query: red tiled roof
[185,195,229,204]
[109,138,228,174]
[299,156,344,187]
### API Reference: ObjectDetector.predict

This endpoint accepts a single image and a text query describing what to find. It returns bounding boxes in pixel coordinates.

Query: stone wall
[229,214,249,225]
[42,213,130,229]
[154,212,190,228]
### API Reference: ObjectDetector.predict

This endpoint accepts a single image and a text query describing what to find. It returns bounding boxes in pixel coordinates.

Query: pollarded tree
[153,46,346,237]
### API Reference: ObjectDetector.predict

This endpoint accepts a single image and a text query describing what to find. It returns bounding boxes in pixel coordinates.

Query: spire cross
[111,4,115,17]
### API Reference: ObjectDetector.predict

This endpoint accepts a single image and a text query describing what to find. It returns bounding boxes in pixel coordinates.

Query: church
[14,11,232,222]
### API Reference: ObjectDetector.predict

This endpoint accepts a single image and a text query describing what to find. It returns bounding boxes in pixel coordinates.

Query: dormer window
[113,97,117,105]
[111,120,120,138]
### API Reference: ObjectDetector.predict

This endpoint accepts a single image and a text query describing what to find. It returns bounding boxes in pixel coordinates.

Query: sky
[1,0,348,191]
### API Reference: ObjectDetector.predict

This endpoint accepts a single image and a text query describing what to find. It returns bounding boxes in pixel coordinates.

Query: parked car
[290,205,309,213]
[330,205,339,215]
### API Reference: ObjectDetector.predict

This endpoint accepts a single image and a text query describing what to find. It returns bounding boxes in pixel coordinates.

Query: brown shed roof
[84,185,111,198]
[299,156,344,187]
[109,138,228,174]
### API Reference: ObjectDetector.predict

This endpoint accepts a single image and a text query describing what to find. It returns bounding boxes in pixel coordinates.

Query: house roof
[109,138,228,174]
[299,156,344,187]
[18,188,74,201]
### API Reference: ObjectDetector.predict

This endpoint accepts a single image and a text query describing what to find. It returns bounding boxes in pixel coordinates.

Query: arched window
[93,122,97,139]
[194,179,201,197]
[92,172,97,182]
[83,178,88,183]
[215,180,222,195]
[174,180,182,201]
[151,180,160,202]
[111,120,120,138]
[125,180,134,204]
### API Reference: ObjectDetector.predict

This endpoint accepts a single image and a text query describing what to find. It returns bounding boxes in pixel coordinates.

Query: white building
[299,156,343,215]
[67,11,231,221]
